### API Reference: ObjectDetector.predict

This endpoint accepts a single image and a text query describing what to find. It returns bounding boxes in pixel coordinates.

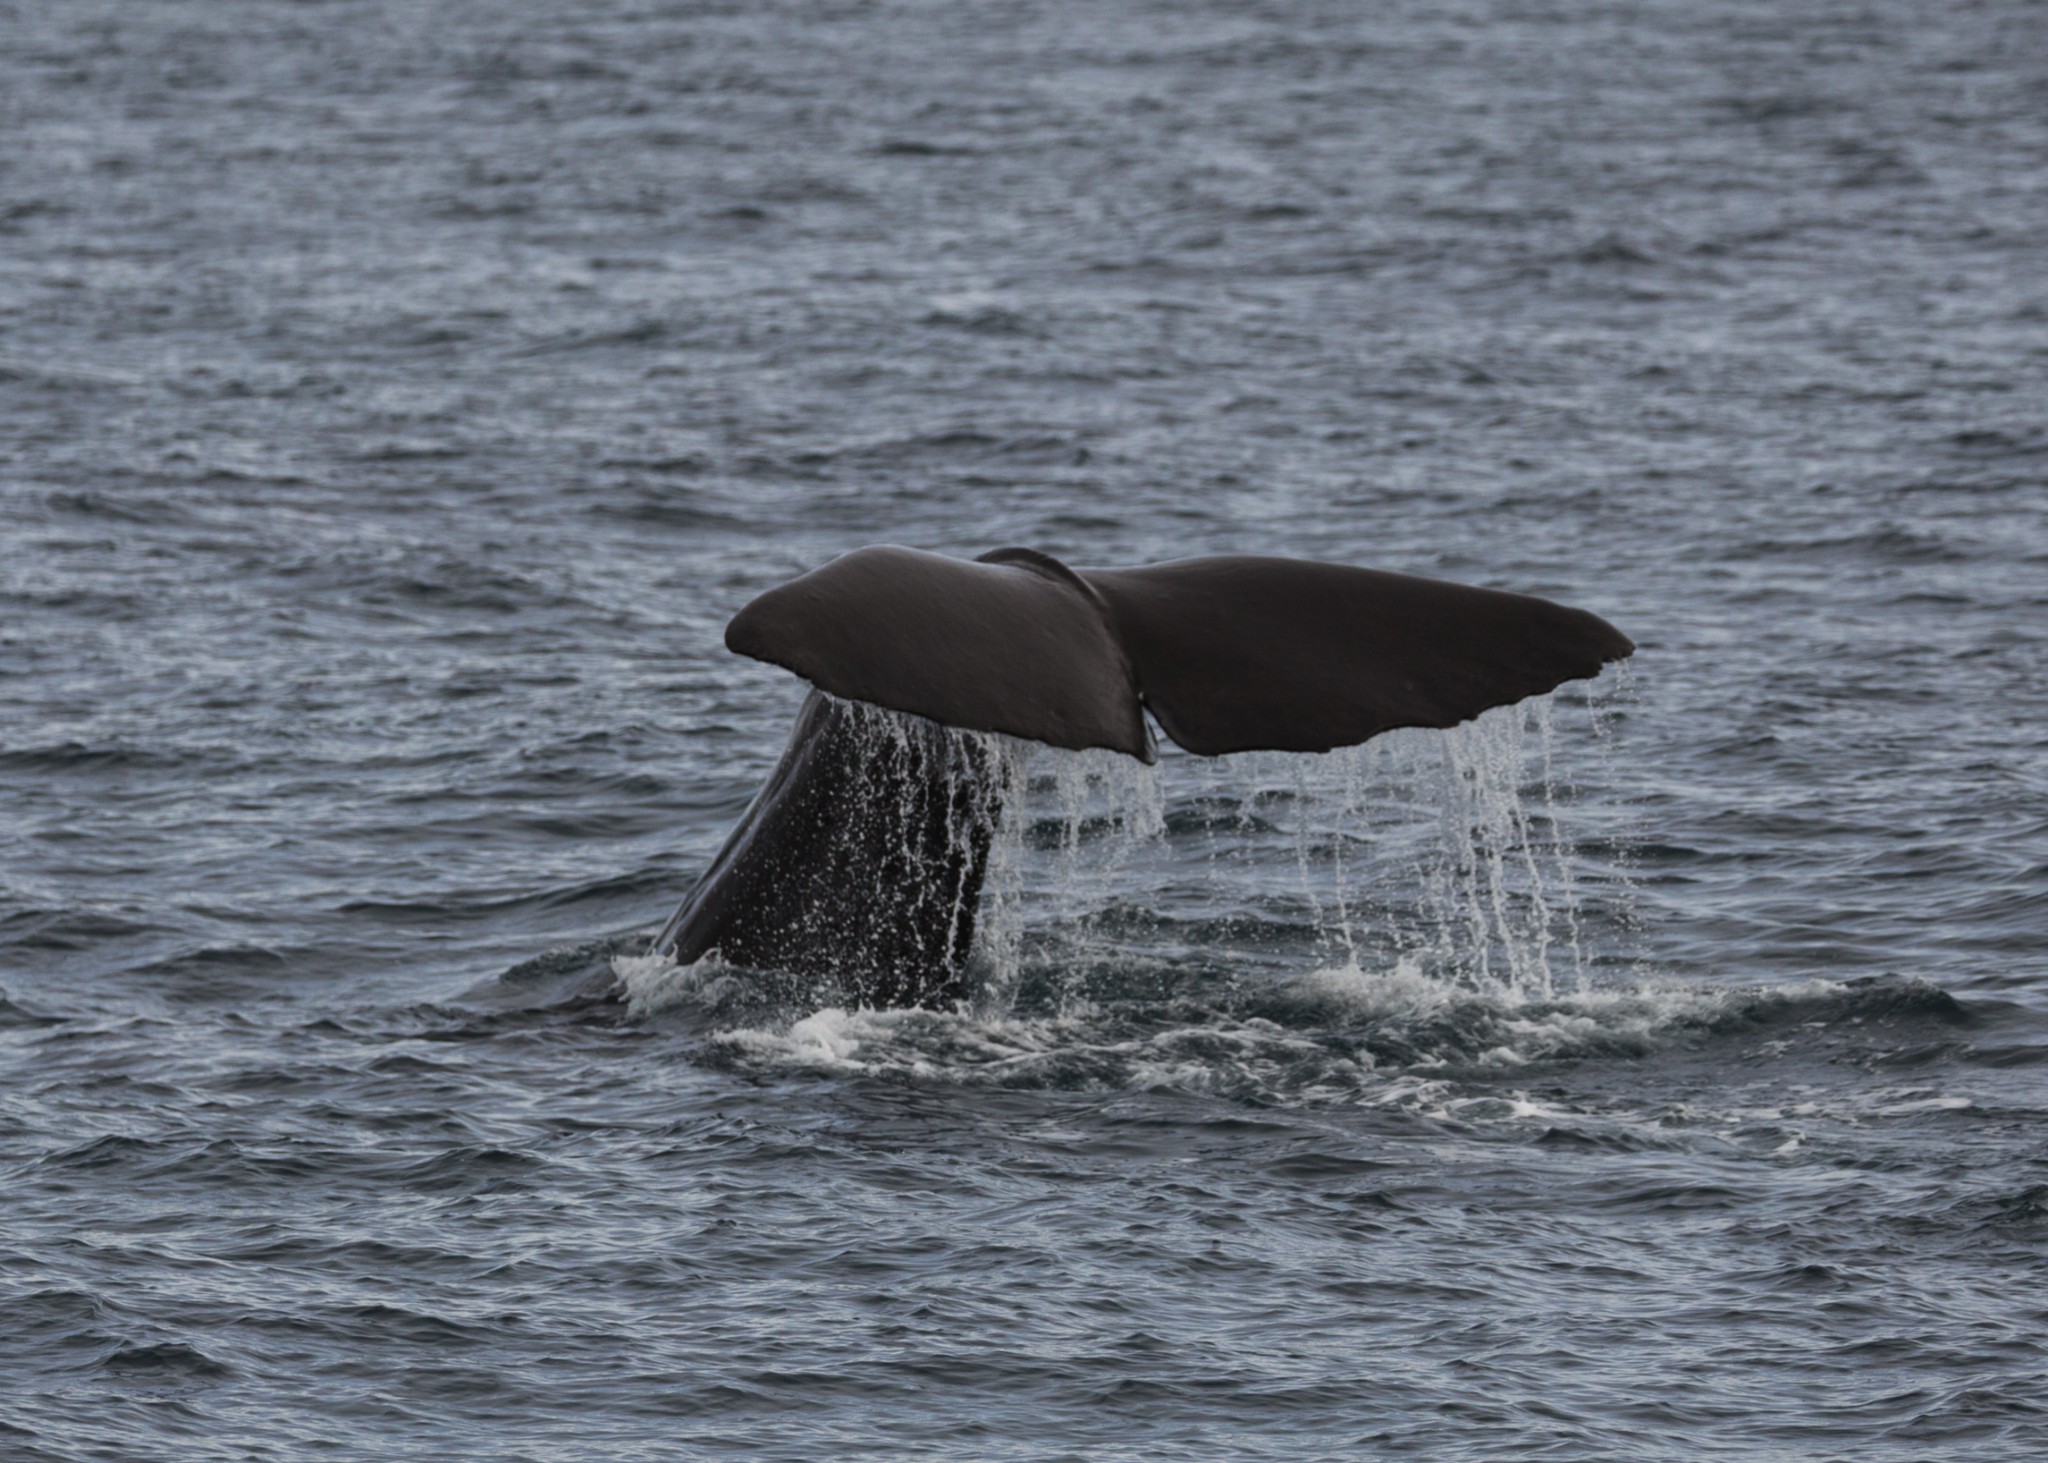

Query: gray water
[5,1,2047,1457]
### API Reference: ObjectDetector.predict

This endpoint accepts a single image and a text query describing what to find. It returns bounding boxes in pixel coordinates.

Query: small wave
[1734,524,1966,564]
[1970,1184,2048,1231]
[1568,233,1657,267]
[350,440,469,462]
[876,138,981,157]
[598,453,712,475]
[44,489,196,525]
[41,1134,163,1171]
[384,1146,546,1190]
[511,319,675,356]
[0,741,207,773]
[919,293,1040,336]
[587,494,750,531]
[1,907,153,955]
[127,943,294,981]
[342,868,673,926]
[100,1340,233,1380]
[1944,428,2048,458]
[0,990,65,1028]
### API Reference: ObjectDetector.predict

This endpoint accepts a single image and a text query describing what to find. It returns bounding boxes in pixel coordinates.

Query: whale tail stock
[654,688,1000,1008]
[658,546,1633,1006]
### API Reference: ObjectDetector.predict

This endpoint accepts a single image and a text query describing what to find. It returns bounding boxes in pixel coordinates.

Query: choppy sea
[4,1,2046,1457]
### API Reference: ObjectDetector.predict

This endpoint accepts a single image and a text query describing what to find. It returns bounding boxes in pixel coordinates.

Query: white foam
[727,1007,923,1073]
[613,949,728,1018]
[695,956,1868,1107]
[1871,1091,1973,1116]
[1288,955,1460,1019]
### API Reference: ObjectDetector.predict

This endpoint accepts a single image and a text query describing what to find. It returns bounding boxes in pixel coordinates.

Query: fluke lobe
[654,546,1634,1007]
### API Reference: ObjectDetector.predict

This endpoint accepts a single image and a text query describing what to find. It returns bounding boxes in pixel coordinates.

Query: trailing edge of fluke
[724,545,1635,760]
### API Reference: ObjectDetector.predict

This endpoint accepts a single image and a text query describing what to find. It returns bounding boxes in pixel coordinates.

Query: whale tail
[661,545,1633,1008]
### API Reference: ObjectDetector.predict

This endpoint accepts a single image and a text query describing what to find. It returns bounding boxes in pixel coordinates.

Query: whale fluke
[724,546,1632,758]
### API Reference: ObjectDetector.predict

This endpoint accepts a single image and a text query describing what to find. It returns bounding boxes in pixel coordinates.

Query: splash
[968,691,1633,1003]
[638,685,1633,1013]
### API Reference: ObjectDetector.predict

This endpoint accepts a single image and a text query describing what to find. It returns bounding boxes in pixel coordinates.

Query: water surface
[4,1,2046,1457]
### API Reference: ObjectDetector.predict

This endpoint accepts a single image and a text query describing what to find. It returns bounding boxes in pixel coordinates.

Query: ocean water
[4,1,2047,1457]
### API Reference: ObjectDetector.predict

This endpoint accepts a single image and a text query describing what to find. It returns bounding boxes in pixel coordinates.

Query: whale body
[654,546,1633,1007]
